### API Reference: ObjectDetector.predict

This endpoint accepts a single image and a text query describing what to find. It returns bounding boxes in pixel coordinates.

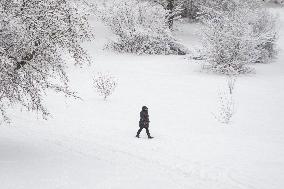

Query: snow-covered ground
[1,7,284,189]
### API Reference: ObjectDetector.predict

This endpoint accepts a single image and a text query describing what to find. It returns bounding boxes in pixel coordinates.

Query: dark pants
[136,127,151,137]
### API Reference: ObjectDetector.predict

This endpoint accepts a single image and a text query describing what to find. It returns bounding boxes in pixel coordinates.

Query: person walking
[136,106,153,139]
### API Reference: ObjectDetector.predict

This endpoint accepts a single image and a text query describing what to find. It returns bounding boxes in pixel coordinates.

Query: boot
[136,135,140,138]
[148,136,154,139]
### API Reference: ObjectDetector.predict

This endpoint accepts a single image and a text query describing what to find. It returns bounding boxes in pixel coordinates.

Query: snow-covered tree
[265,0,284,5]
[100,0,187,55]
[150,0,185,28]
[252,9,278,63]
[0,0,93,123]
[199,0,277,75]
[180,0,200,21]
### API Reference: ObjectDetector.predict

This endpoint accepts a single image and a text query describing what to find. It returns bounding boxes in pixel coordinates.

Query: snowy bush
[100,0,188,55]
[252,9,278,63]
[214,90,235,124]
[93,73,117,100]
[0,0,93,123]
[199,0,277,75]
[213,77,236,124]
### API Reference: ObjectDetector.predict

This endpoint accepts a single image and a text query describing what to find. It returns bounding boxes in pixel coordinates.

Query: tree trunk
[167,0,174,29]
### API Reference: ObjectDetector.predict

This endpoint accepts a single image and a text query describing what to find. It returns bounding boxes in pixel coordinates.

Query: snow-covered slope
[1,7,284,189]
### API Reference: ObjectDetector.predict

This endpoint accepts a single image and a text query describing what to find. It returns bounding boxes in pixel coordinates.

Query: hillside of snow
[0,6,284,189]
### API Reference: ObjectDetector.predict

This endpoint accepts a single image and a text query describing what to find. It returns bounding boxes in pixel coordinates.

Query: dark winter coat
[139,110,149,128]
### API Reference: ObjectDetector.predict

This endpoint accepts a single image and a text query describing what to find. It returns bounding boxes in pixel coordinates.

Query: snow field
[0,6,284,189]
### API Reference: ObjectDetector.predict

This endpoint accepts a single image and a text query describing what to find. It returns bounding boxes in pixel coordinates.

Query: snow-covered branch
[0,0,94,123]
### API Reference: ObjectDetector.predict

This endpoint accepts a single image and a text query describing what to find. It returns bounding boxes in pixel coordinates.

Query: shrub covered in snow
[100,0,188,55]
[93,72,117,100]
[199,0,277,75]
[252,9,278,63]
[214,90,235,124]
[213,77,236,124]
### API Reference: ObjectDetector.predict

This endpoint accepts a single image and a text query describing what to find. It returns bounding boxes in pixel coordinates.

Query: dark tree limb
[167,0,174,29]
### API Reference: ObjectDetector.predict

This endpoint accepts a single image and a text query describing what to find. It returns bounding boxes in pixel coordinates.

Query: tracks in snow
[16,126,259,189]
